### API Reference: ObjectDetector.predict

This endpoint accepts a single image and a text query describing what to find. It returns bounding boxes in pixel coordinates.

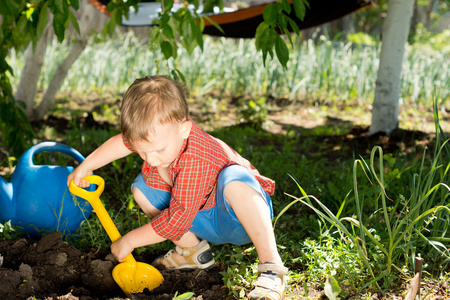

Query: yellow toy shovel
[69,175,164,295]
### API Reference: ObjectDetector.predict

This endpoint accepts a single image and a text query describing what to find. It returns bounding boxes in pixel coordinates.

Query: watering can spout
[0,176,14,222]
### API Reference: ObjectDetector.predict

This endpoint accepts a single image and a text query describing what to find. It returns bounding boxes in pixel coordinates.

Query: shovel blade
[112,261,164,295]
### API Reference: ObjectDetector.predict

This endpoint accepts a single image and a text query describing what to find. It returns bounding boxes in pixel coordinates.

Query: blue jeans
[131,165,274,245]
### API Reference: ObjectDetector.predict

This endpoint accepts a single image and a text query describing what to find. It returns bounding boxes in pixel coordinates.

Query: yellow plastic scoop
[69,175,164,295]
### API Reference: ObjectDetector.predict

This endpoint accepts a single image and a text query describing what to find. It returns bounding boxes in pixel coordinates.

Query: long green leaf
[37,3,49,38]
[263,4,277,26]
[203,15,224,34]
[291,0,306,20]
[68,9,80,34]
[275,35,289,68]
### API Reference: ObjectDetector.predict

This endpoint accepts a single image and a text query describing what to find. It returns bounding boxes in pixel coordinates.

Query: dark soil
[0,232,229,300]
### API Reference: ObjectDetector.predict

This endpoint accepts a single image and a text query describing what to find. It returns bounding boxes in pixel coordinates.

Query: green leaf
[260,27,276,52]
[198,15,205,32]
[281,0,291,14]
[257,26,276,66]
[255,22,269,50]
[160,13,170,26]
[68,9,80,34]
[324,275,341,300]
[0,0,25,17]
[277,13,288,29]
[275,35,289,68]
[202,0,215,13]
[283,27,293,45]
[287,17,300,35]
[292,0,306,21]
[37,2,49,38]
[180,13,201,54]
[162,0,174,13]
[180,14,194,45]
[170,69,182,83]
[171,41,178,59]
[161,40,173,59]
[192,18,203,50]
[162,24,174,40]
[113,9,122,25]
[173,292,195,300]
[263,4,277,26]
[203,15,224,34]
[104,18,116,37]
[52,0,65,13]
[53,11,66,42]
[149,26,162,44]
[12,14,30,48]
[70,0,79,10]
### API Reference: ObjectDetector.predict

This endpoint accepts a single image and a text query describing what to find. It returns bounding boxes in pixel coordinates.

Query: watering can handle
[22,141,85,167]
[69,175,136,264]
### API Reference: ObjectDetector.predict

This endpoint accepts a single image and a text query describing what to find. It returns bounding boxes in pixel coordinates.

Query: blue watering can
[0,141,93,236]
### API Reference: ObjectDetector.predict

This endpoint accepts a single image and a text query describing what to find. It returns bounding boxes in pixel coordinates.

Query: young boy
[67,75,288,300]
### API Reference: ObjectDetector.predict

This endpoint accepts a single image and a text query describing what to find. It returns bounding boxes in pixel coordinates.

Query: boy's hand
[67,166,92,188]
[111,236,135,263]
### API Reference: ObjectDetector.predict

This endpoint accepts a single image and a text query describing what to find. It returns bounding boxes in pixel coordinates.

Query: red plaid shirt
[123,120,275,241]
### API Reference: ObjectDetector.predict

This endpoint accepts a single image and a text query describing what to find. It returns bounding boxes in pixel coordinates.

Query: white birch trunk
[14,21,52,118]
[369,0,416,136]
[34,1,106,120]
[341,14,355,35]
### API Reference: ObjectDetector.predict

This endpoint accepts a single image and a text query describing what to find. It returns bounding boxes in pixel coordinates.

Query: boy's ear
[179,120,192,139]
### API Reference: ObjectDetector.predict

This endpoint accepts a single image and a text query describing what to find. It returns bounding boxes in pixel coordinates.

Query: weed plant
[278,104,449,294]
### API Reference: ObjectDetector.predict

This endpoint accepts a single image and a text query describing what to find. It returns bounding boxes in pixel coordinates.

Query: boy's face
[132,121,191,168]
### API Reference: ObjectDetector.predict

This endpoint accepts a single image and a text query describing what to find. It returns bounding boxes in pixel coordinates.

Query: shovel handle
[69,175,135,264]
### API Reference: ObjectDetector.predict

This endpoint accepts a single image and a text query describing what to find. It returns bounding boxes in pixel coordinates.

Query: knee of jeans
[218,165,252,190]
[132,186,162,219]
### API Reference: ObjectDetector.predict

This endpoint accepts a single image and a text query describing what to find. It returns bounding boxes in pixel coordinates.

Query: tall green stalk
[279,101,450,290]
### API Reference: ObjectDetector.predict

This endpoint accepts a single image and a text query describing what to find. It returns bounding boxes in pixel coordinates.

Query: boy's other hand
[111,236,134,263]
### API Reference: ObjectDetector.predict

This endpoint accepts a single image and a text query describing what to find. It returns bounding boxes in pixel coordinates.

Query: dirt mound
[0,232,229,300]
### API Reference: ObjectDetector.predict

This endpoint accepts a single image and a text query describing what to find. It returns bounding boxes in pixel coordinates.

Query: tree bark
[33,1,106,120]
[411,0,434,30]
[341,14,355,35]
[369,0,416,136]
[14,20,53,118]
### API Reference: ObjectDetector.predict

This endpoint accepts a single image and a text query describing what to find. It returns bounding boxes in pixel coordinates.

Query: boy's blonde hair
[120,75,189,145]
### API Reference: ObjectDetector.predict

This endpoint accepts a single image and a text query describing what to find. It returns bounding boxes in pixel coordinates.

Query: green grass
[1,102,449,297]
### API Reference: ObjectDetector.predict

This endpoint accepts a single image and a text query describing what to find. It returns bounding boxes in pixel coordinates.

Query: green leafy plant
[255,0,309,67]
[284,142,449,291]
[173,291,195,299]
[324,274,341,300]
[347,32,377,46]
[236,96,269,125]
[273,102,450,293]
[216,244,256,298]
[0,220,21,240]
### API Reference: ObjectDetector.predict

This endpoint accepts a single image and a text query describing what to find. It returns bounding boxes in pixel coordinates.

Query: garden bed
[0,98,448,299]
